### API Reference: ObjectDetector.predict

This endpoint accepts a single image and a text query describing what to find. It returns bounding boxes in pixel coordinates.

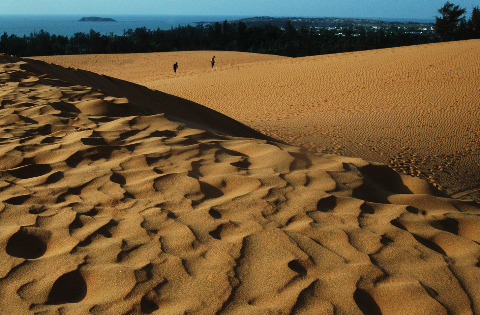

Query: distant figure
[173,62,178,74]
[211,56,216,68]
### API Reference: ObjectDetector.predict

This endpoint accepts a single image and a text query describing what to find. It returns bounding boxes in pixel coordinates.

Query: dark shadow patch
[286,216,295,226]
[354,288,383,315]
[209,224,223,240]
[117,244,142,262]
[125,144,137,152]
[177,137,199,146]
[35,124,53,136]
[76,237,93,248]
[135,263,154,283]
[16,157,34,167]
[289,280,318,314]
[412,234,447,256]
[119,129,141,140]
[166,211,177,219]
[380,234,394,246]
[76,207,98,217]
[149,130,177,138]
[181,258,193,276]
[97,219,118,238]
[56,181,91,203]
[45,171,64,184]
[65,147,117,168]
[359,164,412,193]
[199,181,224,200]
[68,215,84,234]
[360,202,375,214]
[304,175,311,187]
[6,227,51,259]
[230,158,251,170]
[419,282,439,298]
[352,163,412,203]
[371,269,390,285]
[4,194,30,205]
[208,208,222,219]
[430,217,459,235]
[110,172,126,185]
[406,206,419,214]
[288,260,307,276]
[145,153,172,166]
[289,152,312,171]
[81,137,108,146]
[188,160,203,179]
[47,269,87,304]
[89,117,116,123]
[390,218,407,231]
[28,205,47,214]
[41,136,61,144]
[8,164,52,179]
[123,191,135,200]
[141,296,159,314]
[18,114,38,124]
[76,219,118,248]
[49,100,81,113]
[342,163,354,171]
[317,195,337,212]
[221,148,245,156]
[153,278,168,293]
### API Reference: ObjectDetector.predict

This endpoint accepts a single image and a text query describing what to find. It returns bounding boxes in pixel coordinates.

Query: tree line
[0,22,437,58]
[0,2,478,58]
[435,1,480,40]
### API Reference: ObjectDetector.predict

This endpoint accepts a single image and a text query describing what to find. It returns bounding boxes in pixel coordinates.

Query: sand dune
[1,48,480,314]
[33,40,480,202]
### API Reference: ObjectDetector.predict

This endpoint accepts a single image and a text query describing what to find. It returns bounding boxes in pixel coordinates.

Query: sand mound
[1,54,479,314]
[34,41,480,202]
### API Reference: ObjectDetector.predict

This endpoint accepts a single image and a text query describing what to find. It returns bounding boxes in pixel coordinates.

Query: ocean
[0,15,435,38]
[0,14,251,37]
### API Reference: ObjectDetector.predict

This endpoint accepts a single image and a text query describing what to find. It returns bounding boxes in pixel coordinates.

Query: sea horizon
[0,14,436,37]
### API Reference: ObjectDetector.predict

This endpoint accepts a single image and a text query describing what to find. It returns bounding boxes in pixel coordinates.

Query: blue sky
[2,0,479,19]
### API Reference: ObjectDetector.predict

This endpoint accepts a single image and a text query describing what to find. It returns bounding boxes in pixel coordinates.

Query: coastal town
[196,16,436,36]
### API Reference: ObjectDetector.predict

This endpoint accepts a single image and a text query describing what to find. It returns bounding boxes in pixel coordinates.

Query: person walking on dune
[173,62,178,74]
[211,56,215,68]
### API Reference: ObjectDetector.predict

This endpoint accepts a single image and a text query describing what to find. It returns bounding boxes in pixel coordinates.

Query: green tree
[237,21,247,50]
[471,6,480,38]
[434,2,467,41]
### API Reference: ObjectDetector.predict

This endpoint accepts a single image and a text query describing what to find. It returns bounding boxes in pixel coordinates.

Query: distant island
[79,17,116,22]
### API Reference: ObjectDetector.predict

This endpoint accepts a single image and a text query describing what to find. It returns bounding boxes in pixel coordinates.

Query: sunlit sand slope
[34,40,480,201]
[34,50,288,86]
[1,54,480,314]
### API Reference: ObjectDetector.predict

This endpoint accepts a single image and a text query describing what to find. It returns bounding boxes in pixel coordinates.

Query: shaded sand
[2,53,480,314]
[34,40,480,201]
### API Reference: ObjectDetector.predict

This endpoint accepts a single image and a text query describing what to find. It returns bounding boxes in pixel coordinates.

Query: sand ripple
[34,41,480,201]
[1,54,479,314]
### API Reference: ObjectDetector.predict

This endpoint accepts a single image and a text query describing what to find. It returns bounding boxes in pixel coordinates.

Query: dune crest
[34,40,480,201]
[0,54,479,314]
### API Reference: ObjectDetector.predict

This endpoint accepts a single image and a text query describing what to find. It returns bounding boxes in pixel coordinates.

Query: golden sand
[34,40,480,201]
[0,41,478,314]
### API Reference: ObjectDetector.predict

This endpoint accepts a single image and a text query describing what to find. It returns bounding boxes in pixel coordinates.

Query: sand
[33,40,480,202]
[0,42,478,314]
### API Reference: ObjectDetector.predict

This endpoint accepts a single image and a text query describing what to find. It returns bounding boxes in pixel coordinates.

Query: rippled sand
[0,42,478,314]
[34,40,480,201]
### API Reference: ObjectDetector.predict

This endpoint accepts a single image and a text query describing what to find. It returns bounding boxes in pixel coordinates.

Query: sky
[2,0,480,19]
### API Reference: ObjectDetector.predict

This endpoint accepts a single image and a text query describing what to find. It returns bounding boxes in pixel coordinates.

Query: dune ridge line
[0,53,478,314]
